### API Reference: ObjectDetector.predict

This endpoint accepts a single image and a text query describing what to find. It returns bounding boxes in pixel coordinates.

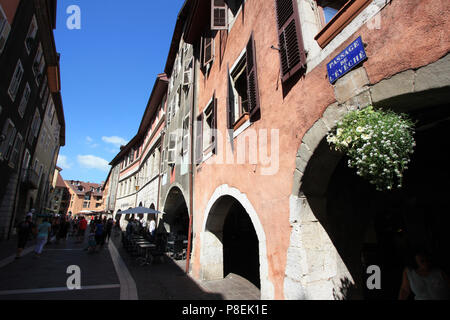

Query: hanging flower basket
[326,106,416,191]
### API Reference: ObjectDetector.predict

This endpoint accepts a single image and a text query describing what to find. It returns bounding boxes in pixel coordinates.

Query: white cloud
[102,136,127,147]
[77,155,110,172]
[57,155,72,170]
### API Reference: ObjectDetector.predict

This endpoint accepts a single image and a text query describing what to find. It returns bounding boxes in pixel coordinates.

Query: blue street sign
[327,36,367,84]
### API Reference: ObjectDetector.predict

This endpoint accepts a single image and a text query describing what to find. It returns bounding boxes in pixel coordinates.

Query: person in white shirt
[149,218,156,242]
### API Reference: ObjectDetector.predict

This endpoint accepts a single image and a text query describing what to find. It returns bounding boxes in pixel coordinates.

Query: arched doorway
[163,187,190,259]
[222,199,260,288]
[202,195,261,291]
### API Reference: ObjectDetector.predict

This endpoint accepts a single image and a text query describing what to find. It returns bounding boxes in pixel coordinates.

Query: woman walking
[34,218,51,258]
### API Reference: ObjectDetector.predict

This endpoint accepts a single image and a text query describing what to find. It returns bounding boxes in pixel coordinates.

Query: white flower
[361,134,371,140]
[336,128,343,137]
[356,126,364,133]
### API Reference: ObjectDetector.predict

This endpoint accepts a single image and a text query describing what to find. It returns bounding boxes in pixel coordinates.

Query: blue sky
[55,0,183,184]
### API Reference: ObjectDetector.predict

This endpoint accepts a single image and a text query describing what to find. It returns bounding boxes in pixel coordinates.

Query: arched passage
[162,186,190,259]
[200,185,274,299]
[286,60,450,300]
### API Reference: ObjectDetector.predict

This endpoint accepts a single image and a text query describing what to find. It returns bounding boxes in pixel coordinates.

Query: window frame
[24,15,38,54]
[211,0,229,30]
[0,119,16,161]
[314,0,372,49]
[18,83,31,118]
[8,60,24,101]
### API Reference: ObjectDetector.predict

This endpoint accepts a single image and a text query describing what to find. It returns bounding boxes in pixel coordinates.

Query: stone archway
[200,184,274,300]
[285,54,450,300]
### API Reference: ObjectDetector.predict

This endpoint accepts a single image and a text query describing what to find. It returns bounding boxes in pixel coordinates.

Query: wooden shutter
[0,6,11,55]
[226,64,235,129]
[211,0,228,30]
[212,92,218,154]
[246,33,260,119]
[183,58,193,86]
[168,133,176,165]
[274,0,307,82]
[203,36,214,67]
[195,114,203,165]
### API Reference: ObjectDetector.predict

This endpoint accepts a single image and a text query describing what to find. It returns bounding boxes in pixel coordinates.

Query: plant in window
[326,106,416,191]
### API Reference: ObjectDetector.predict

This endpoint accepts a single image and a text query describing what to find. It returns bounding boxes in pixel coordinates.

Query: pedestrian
[58,217,69,243]
[34,217,51,258]
[86,227,97,253]
[94,218,105,251]
[105,218,113,243]
[149,217,156,243]
[399,250,450,300]
[15,212,36,259]
[126,217,134,241]
[77,216,87,243]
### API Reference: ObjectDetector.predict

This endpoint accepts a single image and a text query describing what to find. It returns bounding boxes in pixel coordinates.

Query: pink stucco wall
[191,0,450,299]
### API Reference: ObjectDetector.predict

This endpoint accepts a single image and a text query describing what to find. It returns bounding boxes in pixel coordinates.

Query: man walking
[15,212,35,259]
[77,216,87,243]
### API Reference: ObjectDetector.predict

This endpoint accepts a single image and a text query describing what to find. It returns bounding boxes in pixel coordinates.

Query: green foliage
[327,106,415,191]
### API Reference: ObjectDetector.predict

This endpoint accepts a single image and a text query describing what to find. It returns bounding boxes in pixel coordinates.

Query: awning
[116,206,164,215]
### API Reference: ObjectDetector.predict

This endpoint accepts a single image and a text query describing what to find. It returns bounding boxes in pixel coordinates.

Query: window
[202,36,215,67]
[274,0,307,82]
[18,83,31,118]
[83,201,89,208]
[314,0,372,48]
[167,133,177,166]
[0,119,16,161]
[196,94,217,164]
[211,0,228,30]
[42,87,49,109]
[25,16,38,54]
[21,149,31,180]
[227,34,260,129]
[32,43,45,85]
[39,77,47,98]
[229,55,249,125]
[160,147,165,175]
[203,102,214,152]
[8,60,24,101]
[182,115,190,156]
[9,133,23,168]
[183,58,193,86]
[318,1,348,25]
[0,5,11,55]
[84,194,91,201]
[31,110,42,138]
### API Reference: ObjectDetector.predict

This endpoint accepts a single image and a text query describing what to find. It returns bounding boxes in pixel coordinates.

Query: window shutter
[212,92,218,154]
[203,36,214,67]
[0,120,16,160]
[183,58,193,86]
[211,0,228,30]
[226,64,235,129]
[195,114,203,165]
[18,83,31,118]
[274,0,307,82]
[0,17,10,56]
[8,60,24,101]
[246,33,261,119]
[168,133,176,165]
[9,134,23,168]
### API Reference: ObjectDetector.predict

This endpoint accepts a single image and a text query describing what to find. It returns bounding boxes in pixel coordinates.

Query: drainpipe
[185,53,197,274]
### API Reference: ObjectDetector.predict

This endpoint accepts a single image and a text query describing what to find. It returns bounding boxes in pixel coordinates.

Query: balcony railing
[22,168,39,189]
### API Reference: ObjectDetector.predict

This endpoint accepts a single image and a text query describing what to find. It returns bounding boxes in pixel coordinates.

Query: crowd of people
[14,210,116,258]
